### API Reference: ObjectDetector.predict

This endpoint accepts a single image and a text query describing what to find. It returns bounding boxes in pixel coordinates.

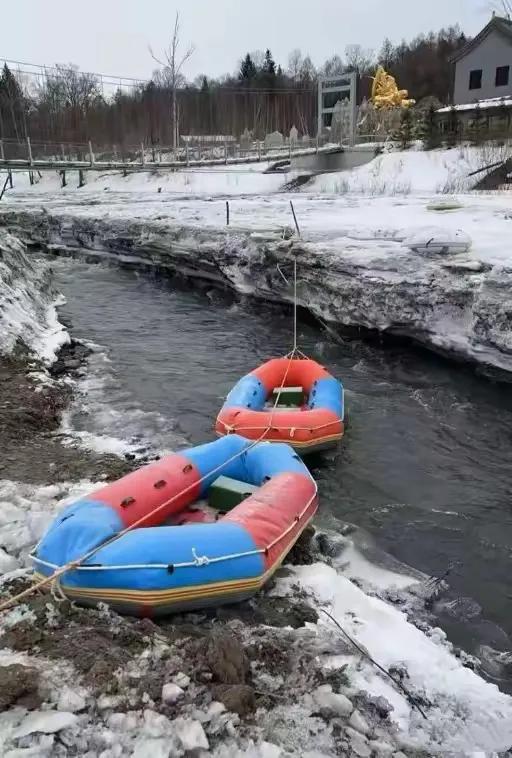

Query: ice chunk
[13,711,78,738]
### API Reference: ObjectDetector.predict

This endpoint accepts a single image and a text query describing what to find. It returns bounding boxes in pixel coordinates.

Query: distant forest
[0,25,467,148]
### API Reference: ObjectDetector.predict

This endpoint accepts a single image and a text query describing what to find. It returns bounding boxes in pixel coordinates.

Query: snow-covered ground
[2,478,512,755]
[3,160,285,197]
[308,143,511,195]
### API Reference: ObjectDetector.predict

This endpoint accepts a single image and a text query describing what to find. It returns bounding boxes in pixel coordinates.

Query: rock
[57,689,86,713]
[141,710,171,739]
[161,683,184,704]
[132,737,173,758]
[174,717,209,751]
[0,547,18,573]
[349,709,370,735]
[369,739,394,756]
[392,753,409,758]
[13,710,78,738]
[346,727,371,758]
[212,684,255,717]
[202,632,250,684]
[0,665,41,711]
[205,701,226,719]
[312,685,353,718]
[172,672,190,688]
[369,695,394,718]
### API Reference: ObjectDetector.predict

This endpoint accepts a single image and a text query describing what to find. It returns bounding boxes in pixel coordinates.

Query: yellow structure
[371,66,415,109]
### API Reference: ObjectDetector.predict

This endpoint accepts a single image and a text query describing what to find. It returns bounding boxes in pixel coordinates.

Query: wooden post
[88,140,95,166]
[60,170,67,188]
[316,134,319,154]
[78,169,86,188]
[226,200,230,226]
[0,140,4,161]
[224,139,228,165]
[185,143,189,166]
[29,170,34,186]
[60,143,65,161]
[0,174,10,201]
[290,200,300,238]
[27,136,33,166]
[8,169,12,189]
[140,142,145,166]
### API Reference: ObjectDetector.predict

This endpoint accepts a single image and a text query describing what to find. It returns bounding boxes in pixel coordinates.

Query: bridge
[0,136,340,174]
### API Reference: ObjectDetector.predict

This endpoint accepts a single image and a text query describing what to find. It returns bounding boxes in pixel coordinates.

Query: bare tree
[489,0,512,15]
[345,44,375,74]
[150,12,194,149]
[320,55,345,77]
[287,49,303,81]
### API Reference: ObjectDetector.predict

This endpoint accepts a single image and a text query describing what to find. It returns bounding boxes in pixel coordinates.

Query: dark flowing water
[52,256,512,685]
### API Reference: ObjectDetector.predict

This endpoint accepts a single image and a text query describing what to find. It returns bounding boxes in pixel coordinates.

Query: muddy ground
[0,343,134,484]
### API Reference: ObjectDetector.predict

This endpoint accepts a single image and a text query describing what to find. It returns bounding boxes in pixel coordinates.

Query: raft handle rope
[0,347,311,613]
[321,608,428,720]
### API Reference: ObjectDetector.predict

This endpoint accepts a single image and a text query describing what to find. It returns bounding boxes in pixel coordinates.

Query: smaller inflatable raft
[216,355,344,453]
[32,435,317,617]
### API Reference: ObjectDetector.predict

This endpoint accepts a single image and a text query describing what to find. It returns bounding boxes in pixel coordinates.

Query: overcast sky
[1,0,497,82]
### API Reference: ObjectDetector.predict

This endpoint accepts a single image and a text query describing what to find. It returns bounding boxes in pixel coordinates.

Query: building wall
[454,29,512,104]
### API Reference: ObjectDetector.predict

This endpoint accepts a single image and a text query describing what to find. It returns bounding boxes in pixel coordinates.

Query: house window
[495,65,510,86]
[469,69,482,90]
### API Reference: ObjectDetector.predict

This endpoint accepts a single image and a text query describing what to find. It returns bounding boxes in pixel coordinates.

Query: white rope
[29,483,317,574]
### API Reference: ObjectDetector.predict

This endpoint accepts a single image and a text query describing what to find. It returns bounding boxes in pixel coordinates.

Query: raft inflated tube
[215,356,344,452]
[32,435,317,617]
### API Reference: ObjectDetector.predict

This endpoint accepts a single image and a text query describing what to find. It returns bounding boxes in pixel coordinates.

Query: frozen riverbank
[2,189,512,377]
[1,230,512,755]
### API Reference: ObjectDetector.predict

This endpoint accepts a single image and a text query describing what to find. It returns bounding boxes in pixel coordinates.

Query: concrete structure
[451,15,512,104]
[317,74,357,145]
[290,145,377,173]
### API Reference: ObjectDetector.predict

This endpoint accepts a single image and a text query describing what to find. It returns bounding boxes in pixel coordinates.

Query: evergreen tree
[394,107,413,149]
[0,64,25,139]
[200,75,209,92]
[263,49,276,77]
[239,54,257,81]
[446,105,460,147]
[418,103,441,150]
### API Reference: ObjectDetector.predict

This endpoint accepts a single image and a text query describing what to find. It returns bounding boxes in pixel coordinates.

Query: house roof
[437,96,512,113]
[449,15,512,63]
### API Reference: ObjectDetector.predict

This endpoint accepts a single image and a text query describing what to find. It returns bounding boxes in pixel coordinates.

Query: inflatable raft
[32,435,317,617]
[216,355,344,453]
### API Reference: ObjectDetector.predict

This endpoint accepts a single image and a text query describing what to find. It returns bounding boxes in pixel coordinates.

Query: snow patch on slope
[308,144,511,195]
[278,562,512,754]
[0,232,69,363]
[3,161,286,197]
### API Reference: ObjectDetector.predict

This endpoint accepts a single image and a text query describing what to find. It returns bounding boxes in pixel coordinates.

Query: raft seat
[208,475,259,513]
[272,386,304,407]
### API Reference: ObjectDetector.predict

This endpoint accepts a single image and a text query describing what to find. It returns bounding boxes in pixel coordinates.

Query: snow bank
[4,195,512,376]
[3,161,286,197]
[308,144,511,195]
[279,562,512,754]
[0,232,69,363]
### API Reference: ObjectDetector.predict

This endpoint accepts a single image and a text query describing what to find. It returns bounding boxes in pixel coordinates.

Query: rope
[0,349,305,614]
[321,609,428,720]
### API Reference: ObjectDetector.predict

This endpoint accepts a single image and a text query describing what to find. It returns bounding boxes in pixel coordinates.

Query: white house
[451,14,512,104]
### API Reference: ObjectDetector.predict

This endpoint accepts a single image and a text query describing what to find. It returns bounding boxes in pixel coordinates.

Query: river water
[52,256,512,686]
